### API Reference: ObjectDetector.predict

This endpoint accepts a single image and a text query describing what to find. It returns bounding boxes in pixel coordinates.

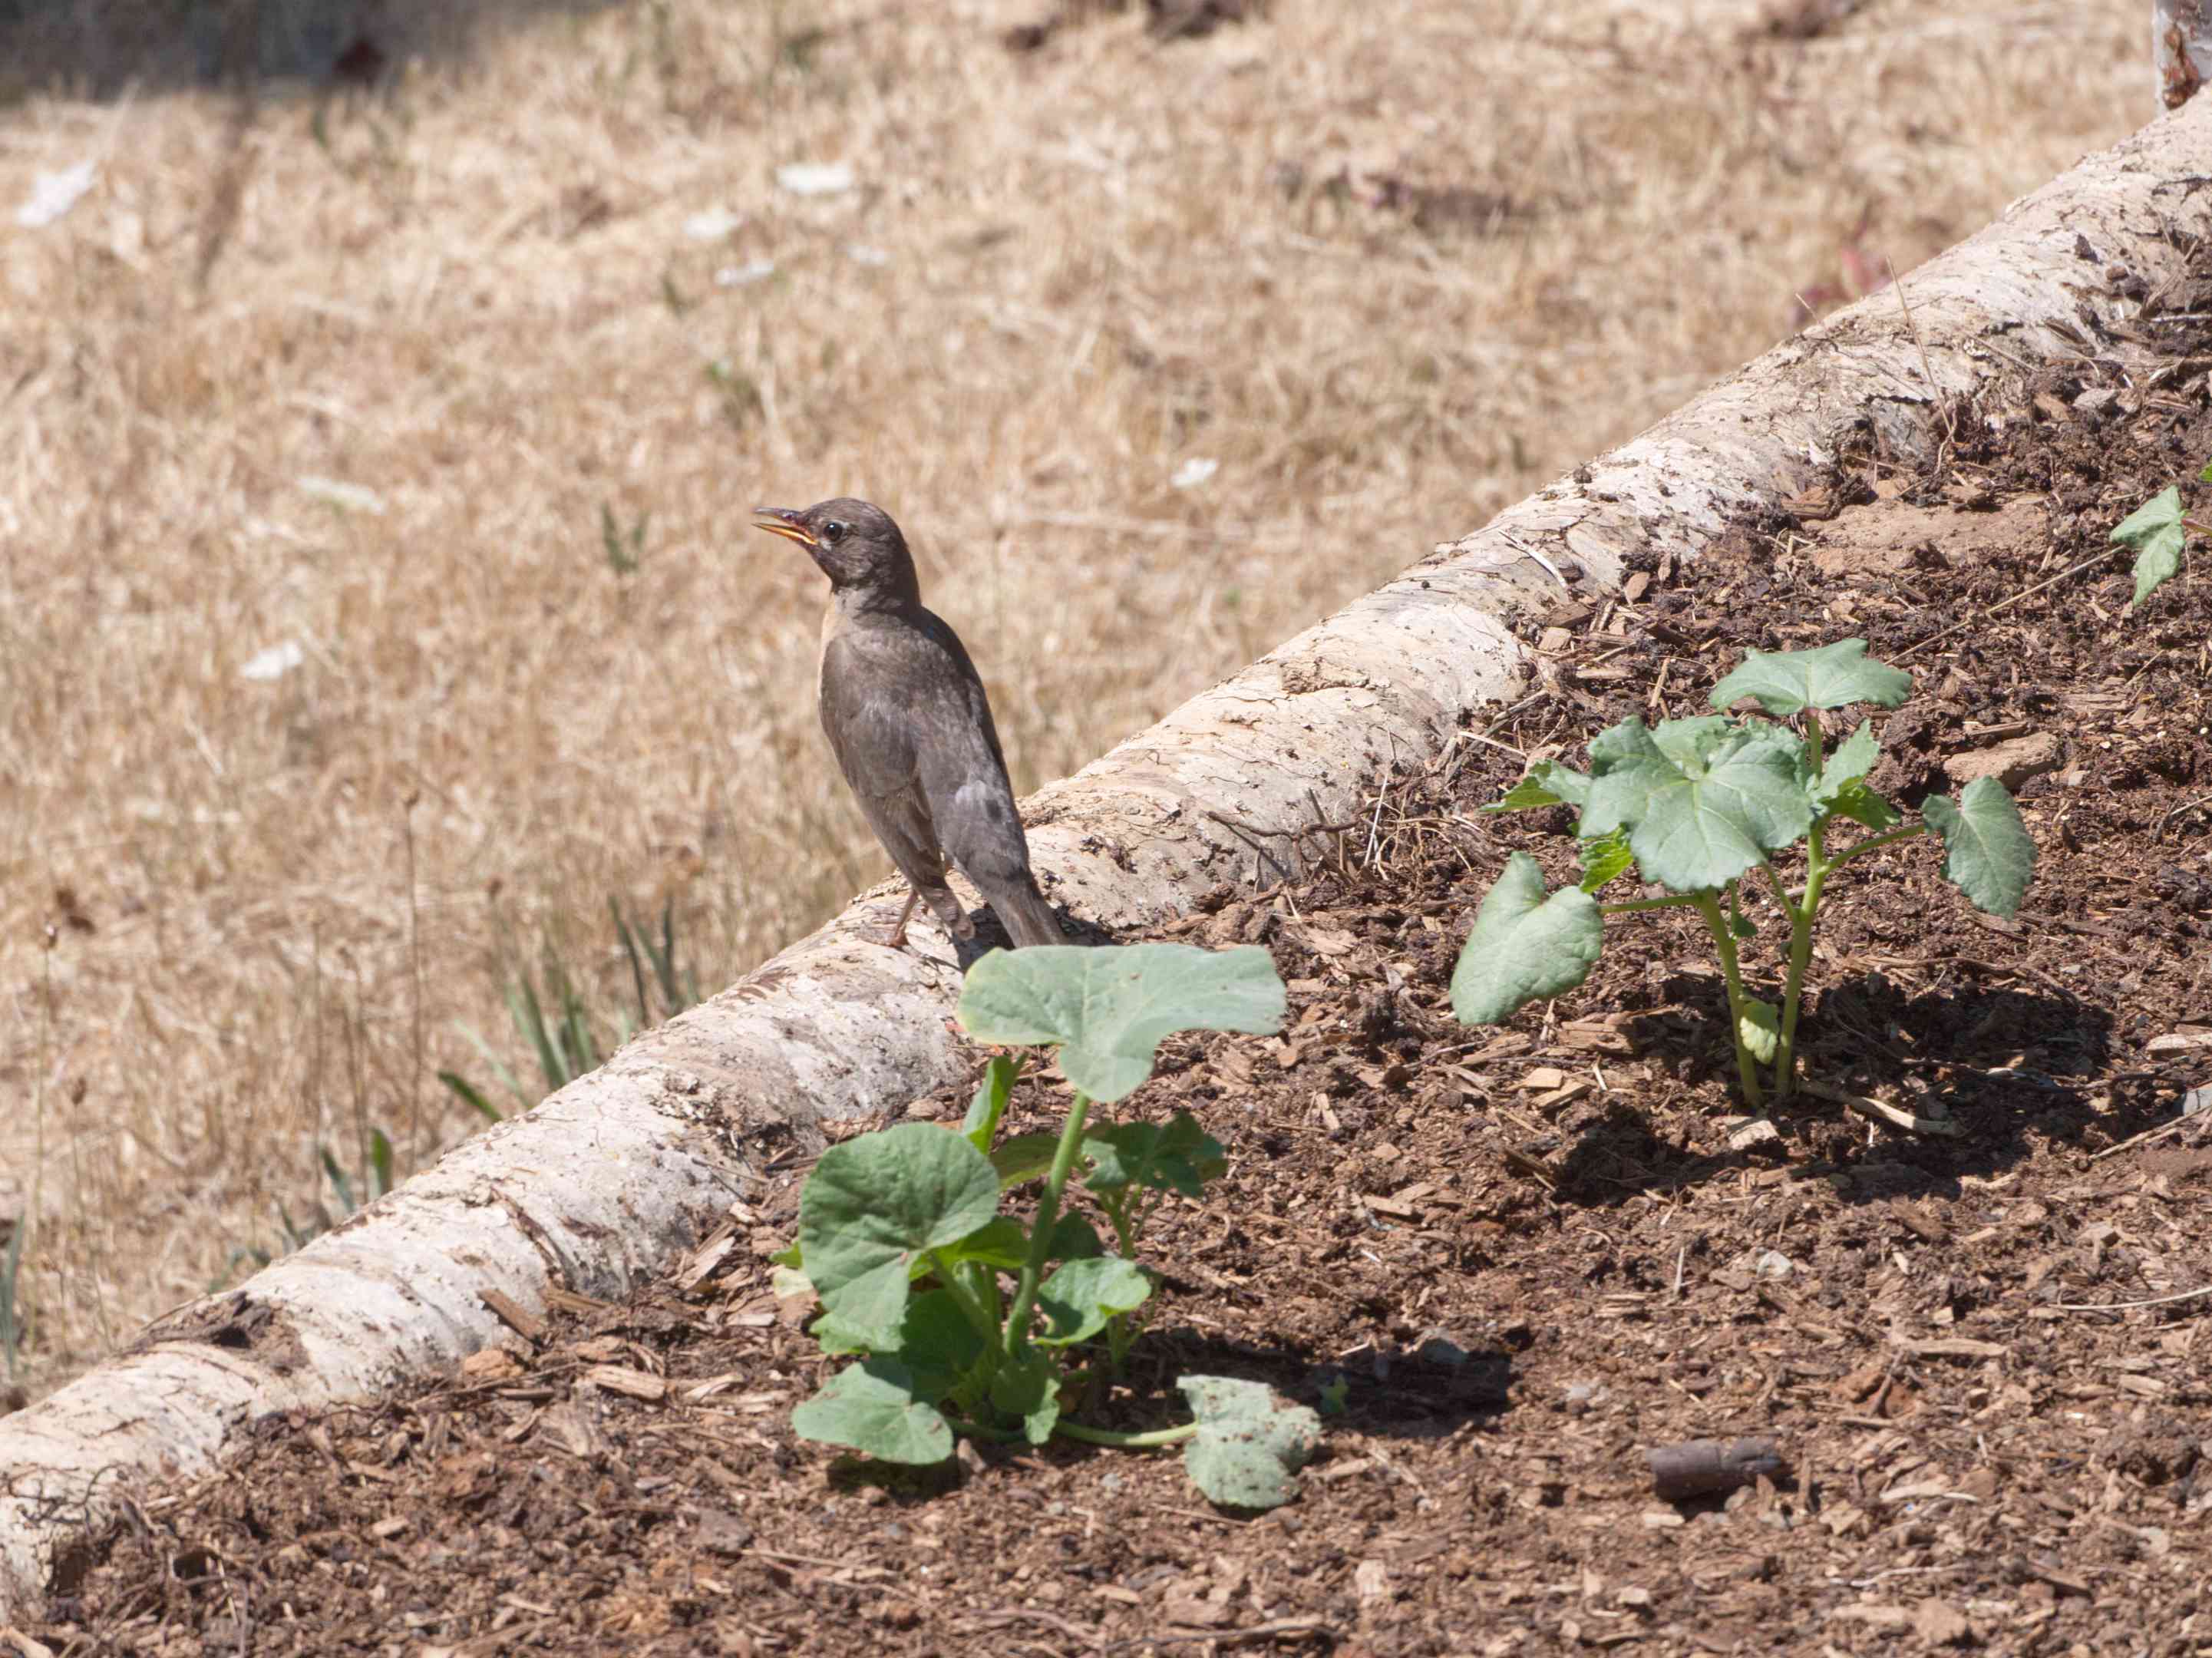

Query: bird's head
[750,497,918,602]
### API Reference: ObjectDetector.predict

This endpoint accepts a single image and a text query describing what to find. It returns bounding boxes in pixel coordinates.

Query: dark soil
[26,260,2212,1656]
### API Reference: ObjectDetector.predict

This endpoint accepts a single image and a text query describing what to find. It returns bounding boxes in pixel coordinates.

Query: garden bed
[25,262,2212,1658]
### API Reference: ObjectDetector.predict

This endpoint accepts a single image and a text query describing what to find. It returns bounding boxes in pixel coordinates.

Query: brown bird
[751,498,1065,951]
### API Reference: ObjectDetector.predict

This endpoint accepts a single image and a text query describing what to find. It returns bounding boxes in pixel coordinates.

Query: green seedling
[600,501,649,576]
[1454,640,2035,1110]
[2110,468,2212,606]
[213,1127,398,1288]
[439,895,700,1122]
[780,943,1323,1509]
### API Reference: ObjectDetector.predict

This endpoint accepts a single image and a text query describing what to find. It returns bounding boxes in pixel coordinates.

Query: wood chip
[583,1365,667,1402]
[479,1287,546,1343]
[1896,1337,2008,1359]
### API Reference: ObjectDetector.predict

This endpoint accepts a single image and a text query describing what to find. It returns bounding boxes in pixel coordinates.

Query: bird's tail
[985,877,1069,949]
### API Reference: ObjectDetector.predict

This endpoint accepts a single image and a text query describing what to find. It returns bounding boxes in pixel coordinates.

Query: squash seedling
[2109,468,2212,608]
[778,943,1323,1510]
[1452,640,2035,1110]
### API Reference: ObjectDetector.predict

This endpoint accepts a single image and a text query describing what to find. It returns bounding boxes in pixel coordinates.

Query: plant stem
[1055,1419,1199,1450]
[1002,1090,1094,1359]
[1771,827,1824,1105]
[1822,822,1929,874]
[1600,893,1706,917]
[1693,890,1763,1110]
[942,1412,1023,1444]
[927,1248,1002,1343]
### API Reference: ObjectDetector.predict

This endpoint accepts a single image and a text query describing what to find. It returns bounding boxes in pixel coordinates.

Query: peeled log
[5,92,2212,1623]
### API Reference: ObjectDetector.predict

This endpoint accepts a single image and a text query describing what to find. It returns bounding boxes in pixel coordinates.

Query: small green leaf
[1583,721,1814,893]
[1649,715,1736,768]
[1047,1213,1105,1261]
[1738,997,1780,1065]
[990,1352,1061,1445]
[962,1055,1021,1155]
[1487,758,1590,814]
[896,1290,989,1402]
[2111,484,2187,606]
[1921,778,2036,918]
[1814,720,1880,803]
[1825,780,1901,831]
[437,1071,503,1125]
[1576,829,1636,893]
[797,1123,1002,1349]
[1035,1257,1152,1346]
[1449,853,1604,1026]
[1709,639,1913,716]
[933,1217,1031,1272]
[932,1213,1101,1273]
[989,1131,1061,1190]
[2199,462,2212,485]
[1178,1376,1322,1511]
[1083,1112,1227,1198]
[957,944,1287,1104]
[791,1358,953,1465]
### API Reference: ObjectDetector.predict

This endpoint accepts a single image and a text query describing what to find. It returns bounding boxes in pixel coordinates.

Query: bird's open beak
[751,507,817,548]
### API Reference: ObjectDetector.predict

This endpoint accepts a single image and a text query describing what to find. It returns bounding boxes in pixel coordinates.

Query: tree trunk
[2156,0,2212,107]
[4,92,2210,1623]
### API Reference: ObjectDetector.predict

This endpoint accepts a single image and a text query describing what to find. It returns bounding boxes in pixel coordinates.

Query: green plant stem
[1002,1090,1094,1359]
[1821,822,1929,874]
[942,1412,1023,1444]
[1692,890,1763,1110]
[1055,1419,1200,1450]
[1599,893,1706,917]
[1771,828,1825,1105]
[927,1248,1003,1344]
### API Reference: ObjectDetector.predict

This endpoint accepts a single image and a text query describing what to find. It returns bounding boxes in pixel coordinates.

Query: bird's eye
[821,520,847,544]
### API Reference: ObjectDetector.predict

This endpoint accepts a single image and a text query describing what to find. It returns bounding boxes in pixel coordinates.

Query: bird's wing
[820,631,949,884]
[906,611,1038,893]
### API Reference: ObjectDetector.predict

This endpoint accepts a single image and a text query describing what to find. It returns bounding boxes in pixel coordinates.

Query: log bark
[2157,0,2212,108]
[5,94,2211,1623]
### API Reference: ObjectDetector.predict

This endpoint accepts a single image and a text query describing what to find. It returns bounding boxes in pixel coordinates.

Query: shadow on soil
[0,0,622,106]
[1549,977,2140,1209]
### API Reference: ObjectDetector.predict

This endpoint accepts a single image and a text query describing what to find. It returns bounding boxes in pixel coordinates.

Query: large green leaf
[791,1359,953,1465]
[2111,484,2186,606]
[796,1124,1002,1349]
[1178,1376,1322,1511]
[1035,1256,1152,1346]
[1449,853,1604,1025]
[1709,639,1913,716]
[957,944,1286,1104]
[1083,1112,1227,1198]
[1582,722,1814,893]
[1920,778,2035,918]
[1487,757,1592,814]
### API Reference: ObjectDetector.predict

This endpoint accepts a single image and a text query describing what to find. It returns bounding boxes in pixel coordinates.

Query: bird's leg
[884,887,923,950]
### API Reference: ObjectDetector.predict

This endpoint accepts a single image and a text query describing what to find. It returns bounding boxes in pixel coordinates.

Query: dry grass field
[0,0,2141,1395]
